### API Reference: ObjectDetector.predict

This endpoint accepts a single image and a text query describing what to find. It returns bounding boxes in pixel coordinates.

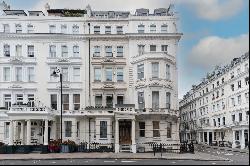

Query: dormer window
[16,24,22,33]
[138,24,145,33]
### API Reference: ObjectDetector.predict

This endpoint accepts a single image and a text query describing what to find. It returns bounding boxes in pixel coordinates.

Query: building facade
[0,2,182,153]
[179,52,249,149]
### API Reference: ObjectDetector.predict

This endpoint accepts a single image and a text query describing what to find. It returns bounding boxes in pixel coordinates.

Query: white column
[26,120,31,145]
[44,119,48,145]
[207,132,209,145]
[232,130,236,148]
[9,121,14,145]
[131,119,136,153]
[115,119,119,153]
[198,132,201,143]
[13,121,17,142]
[241,130,245,149]
[212,132,214,141]
[20,121,25,145]
[72,120,77,143]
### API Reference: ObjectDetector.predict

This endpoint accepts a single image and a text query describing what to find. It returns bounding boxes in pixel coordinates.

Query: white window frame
[27,67,35,82]
[3,67,11,82]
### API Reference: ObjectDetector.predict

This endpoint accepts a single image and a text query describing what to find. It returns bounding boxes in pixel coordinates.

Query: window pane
[73,94,80,110]
[73,46,79,57]
[94,68,101,81]
[138,92,145,109]
[4,44,10,57]
[100,121,107,138]
[62,94,69,110]
[137,64,144,79]
[27,45,34,57]
[152,91,159,109]
[95,95,102,107]
[73,68,80,82]
[150,45,156,52]
[16,67,22,81]
[65,121,72,137]
[166,92,171,109]
[27,67,35,82]
[49,45,56,57]
[3,67,10,81]
[117,68,123,81]
[51,94,57,110]
[152,63,159,78]
[106,68,113,81]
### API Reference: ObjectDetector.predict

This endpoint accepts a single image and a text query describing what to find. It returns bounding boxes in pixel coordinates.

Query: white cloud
[32,0,245,21]
[188,34,249,69]
[181,0,245,21]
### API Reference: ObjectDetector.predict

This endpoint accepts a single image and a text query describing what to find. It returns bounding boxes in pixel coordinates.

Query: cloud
[32,0,245,21]
[181,0,245,21]
[188,34,249,69]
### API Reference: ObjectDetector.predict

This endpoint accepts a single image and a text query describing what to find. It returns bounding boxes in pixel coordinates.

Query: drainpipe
[88,23,91,106]
[89,117,92,148]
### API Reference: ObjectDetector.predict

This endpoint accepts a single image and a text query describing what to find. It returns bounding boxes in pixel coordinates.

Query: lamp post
[51,68,63,144]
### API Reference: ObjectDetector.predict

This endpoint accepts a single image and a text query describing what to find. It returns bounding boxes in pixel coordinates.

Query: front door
[119,121,131,144]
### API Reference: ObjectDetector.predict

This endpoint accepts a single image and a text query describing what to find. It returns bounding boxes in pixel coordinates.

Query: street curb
[0,157,230,161]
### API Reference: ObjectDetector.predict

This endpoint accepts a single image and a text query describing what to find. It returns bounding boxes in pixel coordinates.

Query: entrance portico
[115,115,136,153]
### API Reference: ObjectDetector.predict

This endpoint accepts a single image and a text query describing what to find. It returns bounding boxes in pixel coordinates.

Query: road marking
[121,161,136,163]
[211,162,216,165]
[104,161,115,163]
[172,161,176,164]
[51,161,56,164]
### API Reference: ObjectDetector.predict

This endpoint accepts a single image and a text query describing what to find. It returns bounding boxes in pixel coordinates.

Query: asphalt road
[195,145,249,165]
[0,159,248,165]
[0,145,248,165]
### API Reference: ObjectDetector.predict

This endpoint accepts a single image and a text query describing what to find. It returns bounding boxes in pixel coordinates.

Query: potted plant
[61,140,76,153]
[48,140,61,153]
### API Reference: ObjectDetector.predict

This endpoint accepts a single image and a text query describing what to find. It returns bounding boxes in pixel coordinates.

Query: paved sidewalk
[196,144,249,154]
[0,152,229,161]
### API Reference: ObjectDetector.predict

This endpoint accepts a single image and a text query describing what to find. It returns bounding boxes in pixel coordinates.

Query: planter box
[60,145,69,153]
[0,146,6,154]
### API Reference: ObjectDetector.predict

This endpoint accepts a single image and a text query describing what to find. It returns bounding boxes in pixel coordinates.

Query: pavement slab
[0,152,229,161]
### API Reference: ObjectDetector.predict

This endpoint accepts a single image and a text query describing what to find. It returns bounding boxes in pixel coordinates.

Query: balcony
[136,108,179,117]
[115,104,136,114]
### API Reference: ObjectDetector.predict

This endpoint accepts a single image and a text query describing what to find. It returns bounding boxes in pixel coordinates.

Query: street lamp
[51,68,63,144]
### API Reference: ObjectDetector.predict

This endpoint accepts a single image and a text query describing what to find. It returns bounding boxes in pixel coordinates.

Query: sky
[3,0,249,99]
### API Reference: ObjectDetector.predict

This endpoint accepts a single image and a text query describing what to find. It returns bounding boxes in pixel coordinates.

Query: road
[0,145,248,165]
[0,158,248,165]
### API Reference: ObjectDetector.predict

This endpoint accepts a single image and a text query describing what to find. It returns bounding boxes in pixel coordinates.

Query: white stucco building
[179,52,249,149]
[0,2,182,153]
